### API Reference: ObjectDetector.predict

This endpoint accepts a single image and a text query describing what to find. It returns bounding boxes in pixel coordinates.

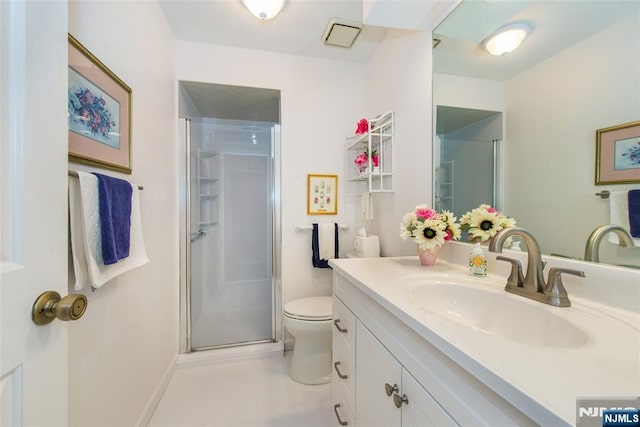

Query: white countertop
[329,256,640,425]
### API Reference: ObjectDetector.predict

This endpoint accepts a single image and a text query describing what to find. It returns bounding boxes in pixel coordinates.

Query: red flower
[355,118,369,134]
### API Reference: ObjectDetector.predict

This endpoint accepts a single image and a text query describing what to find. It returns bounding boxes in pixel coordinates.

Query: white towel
[317,223,336,261]
[69,171,149,290]
[608,191,640,246]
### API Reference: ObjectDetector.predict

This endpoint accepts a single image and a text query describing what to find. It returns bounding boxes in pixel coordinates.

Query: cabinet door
[356,322,402,427]
[401,370,457,427]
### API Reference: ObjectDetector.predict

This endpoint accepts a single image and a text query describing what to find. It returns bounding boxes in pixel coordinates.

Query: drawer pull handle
[393,393,409,408]
[334,361,348,379]
[384,383,398,397]
[334,403,348,426]
[334,319,348,333]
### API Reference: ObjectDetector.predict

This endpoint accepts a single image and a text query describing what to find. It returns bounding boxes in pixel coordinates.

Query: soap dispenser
[469,243,487,277]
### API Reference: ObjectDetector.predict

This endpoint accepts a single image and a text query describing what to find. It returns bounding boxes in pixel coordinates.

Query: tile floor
[149,352,332,427]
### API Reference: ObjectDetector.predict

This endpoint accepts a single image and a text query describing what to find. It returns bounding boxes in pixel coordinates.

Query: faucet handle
[545,267,586,307]
[496,256,525,290]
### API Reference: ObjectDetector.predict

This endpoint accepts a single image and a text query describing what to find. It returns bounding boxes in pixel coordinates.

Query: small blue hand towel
[628,189,640,238]
[93,173,133,265]
[312,223,339,268]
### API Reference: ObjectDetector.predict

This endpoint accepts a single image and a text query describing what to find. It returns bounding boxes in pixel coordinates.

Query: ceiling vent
[322,18,363,48]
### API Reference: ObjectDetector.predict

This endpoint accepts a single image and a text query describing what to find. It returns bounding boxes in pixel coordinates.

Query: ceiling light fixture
[482,22,531,56]
[241,0,285,20]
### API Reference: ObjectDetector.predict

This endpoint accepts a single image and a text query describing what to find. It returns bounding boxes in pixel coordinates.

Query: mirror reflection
[433,0,640,269]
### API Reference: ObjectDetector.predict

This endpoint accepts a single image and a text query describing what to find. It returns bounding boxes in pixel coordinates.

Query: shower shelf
[197,149,220,227]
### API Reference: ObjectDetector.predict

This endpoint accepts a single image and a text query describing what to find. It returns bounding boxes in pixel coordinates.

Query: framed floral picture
[596,120,640,185]
[68,34,132,174]
[307,174,338,215]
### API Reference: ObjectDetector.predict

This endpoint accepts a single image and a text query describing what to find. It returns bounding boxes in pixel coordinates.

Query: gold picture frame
[68,34,132,174]
[307,174,338,215]
[595,120,640,185]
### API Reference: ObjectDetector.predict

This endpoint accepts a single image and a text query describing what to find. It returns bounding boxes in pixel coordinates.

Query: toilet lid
[284,296,332,321]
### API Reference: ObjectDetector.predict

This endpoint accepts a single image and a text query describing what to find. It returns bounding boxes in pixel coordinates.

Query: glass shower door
[190,121,274,350]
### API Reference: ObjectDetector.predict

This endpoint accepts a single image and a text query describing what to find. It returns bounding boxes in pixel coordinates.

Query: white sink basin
[407,279,590,348]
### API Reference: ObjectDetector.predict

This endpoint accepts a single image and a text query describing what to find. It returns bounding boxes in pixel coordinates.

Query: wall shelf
[346,111,394,196]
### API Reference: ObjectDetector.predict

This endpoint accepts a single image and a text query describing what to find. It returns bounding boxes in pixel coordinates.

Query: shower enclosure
[179,83,281,352]
[434,105,503,222]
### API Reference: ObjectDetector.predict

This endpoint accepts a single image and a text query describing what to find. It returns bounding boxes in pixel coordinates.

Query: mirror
[433,0,640,269]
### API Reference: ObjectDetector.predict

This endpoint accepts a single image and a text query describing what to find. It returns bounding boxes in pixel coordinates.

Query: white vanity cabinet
[356,321,456,427]
[332,271,538,427]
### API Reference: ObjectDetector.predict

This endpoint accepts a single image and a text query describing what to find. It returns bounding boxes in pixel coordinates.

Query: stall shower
[434,105,503,221]
[179,82,281,352]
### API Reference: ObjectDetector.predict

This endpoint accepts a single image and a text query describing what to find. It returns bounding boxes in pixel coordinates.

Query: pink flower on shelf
[355,118,369,134]
[354,153,368,168]
[372,154,379,167]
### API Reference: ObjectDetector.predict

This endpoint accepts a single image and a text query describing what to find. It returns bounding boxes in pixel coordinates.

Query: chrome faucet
[584,224,635,262]
[489,227,585,307]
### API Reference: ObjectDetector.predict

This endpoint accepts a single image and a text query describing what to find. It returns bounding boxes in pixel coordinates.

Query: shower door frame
[179,118,282,353]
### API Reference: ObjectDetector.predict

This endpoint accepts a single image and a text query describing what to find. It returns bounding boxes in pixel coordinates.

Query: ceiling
[159,0,389,63]
[433,0,640,82]
[167,1,639,122]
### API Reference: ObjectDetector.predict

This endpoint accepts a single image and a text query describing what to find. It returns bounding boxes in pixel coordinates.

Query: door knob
[32,291,87,325]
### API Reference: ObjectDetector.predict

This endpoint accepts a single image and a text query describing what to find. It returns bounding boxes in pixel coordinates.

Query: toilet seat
[283,296,332,321]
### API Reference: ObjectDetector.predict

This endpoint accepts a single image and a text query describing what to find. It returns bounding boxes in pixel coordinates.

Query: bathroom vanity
[330,246,640,426]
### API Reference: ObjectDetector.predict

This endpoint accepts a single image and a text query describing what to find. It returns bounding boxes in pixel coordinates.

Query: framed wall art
[307,174,338,215]
[68,33,132,174]
[595,120,640,185]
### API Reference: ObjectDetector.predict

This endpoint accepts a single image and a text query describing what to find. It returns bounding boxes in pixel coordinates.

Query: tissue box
[354,235,380,258]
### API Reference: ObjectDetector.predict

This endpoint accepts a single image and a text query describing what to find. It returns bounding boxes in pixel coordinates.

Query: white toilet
[283,296,333,385]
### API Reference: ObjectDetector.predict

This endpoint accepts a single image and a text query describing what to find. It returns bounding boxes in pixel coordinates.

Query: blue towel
[93,173,133,265]
[629,189,640,238]
[311,223,339,268]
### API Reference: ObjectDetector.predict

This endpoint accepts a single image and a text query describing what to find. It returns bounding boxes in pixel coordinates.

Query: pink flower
[354,153,368,166]
[355,118,369,134]
[415,207,436,220]
[372,154,379,167]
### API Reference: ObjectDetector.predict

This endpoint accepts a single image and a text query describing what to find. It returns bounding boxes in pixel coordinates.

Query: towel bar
[595,190,610,199]
[295,224,348,231]
[68,170,143,190]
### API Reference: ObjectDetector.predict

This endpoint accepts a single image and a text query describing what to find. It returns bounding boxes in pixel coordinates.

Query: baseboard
[135,352,178,427]
[176,341,285,370]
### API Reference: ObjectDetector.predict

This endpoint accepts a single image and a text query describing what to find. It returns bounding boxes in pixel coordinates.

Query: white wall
[175,41,366,316]
[364,29,435,256]
[505,11,640,264]
[434,74,504,112]
[67,2,178,426]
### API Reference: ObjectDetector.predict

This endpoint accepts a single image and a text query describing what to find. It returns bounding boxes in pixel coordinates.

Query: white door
[1,2,70,426]
[355,322,402,427]
[401,370,457,427]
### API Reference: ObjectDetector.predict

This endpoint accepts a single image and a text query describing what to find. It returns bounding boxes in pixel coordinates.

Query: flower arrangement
[355,118,369,134]
[68,87,116,138]
[354,149,379,173]
[399,204,461,252]
[459,204,516,242]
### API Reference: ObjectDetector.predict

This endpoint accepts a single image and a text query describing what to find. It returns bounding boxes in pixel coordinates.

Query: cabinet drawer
[332,337,355,408]
[332,387,355,427]
[332,295,355,348]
